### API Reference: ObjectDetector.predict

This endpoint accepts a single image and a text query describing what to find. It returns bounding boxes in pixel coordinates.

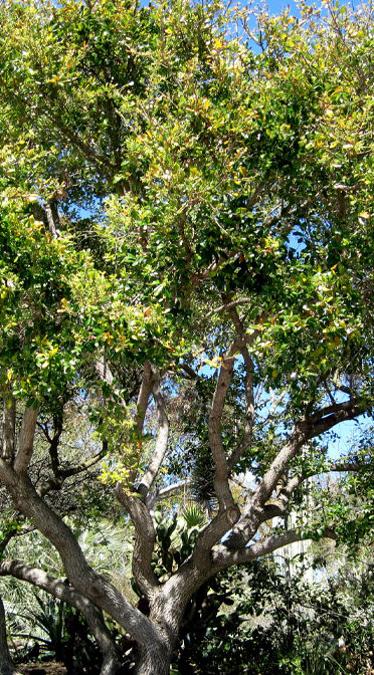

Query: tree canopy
[0,0,372,673]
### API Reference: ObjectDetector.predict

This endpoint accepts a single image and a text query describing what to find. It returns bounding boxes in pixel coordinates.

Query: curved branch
[59,445,108,479]
[307,399,368,436]
[192,506,240,570]
[226,398,369,550]
[0,560,119,675]
[0,464,161,647]
[153,480,191,504]
[275,457,371,509]
[213,527,337,570]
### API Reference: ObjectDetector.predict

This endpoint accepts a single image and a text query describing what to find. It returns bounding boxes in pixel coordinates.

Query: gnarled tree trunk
[135,577,195,675]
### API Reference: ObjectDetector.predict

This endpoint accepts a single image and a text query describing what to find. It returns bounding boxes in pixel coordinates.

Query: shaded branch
[46,416,63,479]
[2,394,16,463]
[46,107,116,177]
[206,297,253,319]
[179,363,199,380]
[38,444,108,497]
[307,399,368,436]
[59,445,108,479]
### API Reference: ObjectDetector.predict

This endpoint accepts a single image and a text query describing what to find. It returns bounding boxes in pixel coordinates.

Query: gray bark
[136,645,171,675]
[0,560,120,675]
[3,473,159,647]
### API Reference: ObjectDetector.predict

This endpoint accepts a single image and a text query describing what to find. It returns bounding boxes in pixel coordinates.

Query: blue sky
[263,0,299,13]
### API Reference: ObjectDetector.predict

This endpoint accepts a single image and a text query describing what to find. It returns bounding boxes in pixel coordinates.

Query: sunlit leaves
[0,0,372,500]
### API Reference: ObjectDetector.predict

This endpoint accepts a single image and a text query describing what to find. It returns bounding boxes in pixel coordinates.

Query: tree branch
[135,362,153,436]
[213,527,337,570]
[0,594,19,675]
[2,394,16,463]
[276,457,370,508]
[0,465,161,647]
[192,506,240,570]
[116,487,159,595]
[95,358,115,387]
[227,307,255,469]
[14,408,38,474]
[226,397,369,549]
[137,373,169,498]
[179,363,199,380]
[206,297,253,319]
[46,416,63,479]
[307,399,368,436]
[0,559,120,674]
[208,342,239,510]
[153,479,191,504]
[223,425,305,549]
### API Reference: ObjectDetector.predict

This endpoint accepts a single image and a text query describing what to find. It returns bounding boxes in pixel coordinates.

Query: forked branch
[213,526,337,570]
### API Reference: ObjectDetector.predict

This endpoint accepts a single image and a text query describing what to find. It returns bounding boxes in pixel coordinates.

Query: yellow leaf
[213,38,224,50]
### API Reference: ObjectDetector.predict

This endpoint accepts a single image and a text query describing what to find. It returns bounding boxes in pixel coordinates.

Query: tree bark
[100,651,121,675]
[136,645,171,675]
[135,568,203,675]
[0,471,159,646]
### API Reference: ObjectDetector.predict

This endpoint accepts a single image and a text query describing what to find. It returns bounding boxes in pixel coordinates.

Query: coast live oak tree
[0,0,373,672]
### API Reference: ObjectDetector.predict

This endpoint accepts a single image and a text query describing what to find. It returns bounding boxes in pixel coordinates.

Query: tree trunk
[82,604,120,675]
[0,596,20,675]
[100,651,121,675]
[135,566,206,675]
[135,587,189,675]
[136,642,172,675]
